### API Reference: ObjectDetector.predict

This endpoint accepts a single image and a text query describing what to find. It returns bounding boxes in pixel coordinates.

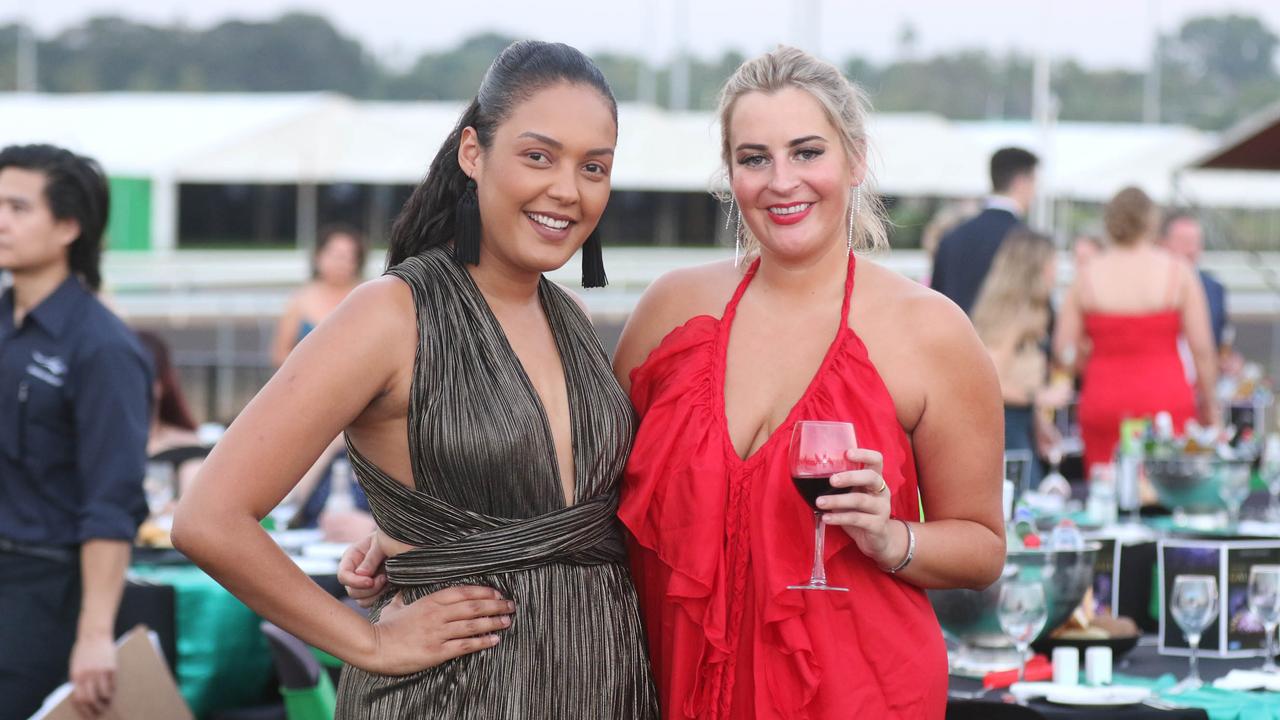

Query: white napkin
[1212,669,1280,692]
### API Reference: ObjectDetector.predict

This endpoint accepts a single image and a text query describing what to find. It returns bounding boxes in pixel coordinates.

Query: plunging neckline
[463,271,582,509]
[714,253,856,468]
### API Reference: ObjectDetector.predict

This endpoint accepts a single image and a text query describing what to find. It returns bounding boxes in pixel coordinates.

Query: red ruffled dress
[619,255,948,720]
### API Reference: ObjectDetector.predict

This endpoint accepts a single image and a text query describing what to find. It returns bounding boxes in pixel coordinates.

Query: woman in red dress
[1054,187,1219,470]
[613,47,1007,720]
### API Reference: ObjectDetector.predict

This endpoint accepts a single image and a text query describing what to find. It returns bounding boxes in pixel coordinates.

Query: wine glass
[1217,463,1251,528]
[997,580,1048,682]
[143,460,176,517]
[1262,439,1280,523]
[787,421,856,592]
[1248,565,1280,673]
[1169,574,1219,693]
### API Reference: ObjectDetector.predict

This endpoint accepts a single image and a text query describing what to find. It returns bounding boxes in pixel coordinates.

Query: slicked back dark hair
[0,144,109,291]
[989,146,1039,194]
[386,40,617,268]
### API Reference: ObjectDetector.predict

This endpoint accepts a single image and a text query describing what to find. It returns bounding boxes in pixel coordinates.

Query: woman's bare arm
[896,295,1007,590]
[1052,280,1085,374]
[270,290,306,368]
[1177,262,1221,425]
[173,278,511,674]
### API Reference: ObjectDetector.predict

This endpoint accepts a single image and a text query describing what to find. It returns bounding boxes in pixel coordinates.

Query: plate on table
[1008,681,1058,702]
[1044,685,1151,706]
[1031,633,1140,660]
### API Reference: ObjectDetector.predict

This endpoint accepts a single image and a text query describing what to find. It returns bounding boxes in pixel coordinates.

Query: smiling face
[459,82,617,276]
[727,86,865,263]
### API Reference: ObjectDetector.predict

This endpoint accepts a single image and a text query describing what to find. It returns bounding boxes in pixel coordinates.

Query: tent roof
[2,92,1275,207]
[1188,99,1280,171]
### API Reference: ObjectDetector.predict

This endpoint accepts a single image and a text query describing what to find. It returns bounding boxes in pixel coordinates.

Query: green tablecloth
[129,564,275,718]
[1117,673,1280,719]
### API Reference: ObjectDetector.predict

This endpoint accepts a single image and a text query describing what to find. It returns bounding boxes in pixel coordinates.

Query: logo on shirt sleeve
[27,351,67,387]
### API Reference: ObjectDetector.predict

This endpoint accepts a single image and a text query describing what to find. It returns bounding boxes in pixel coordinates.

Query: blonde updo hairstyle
[1103,186,1158,248]
[716,46,889,257]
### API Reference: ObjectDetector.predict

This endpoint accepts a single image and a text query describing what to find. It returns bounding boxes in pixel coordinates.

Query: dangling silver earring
[734,208,744,266]
[724,195,735,231]
[844,185,855,253]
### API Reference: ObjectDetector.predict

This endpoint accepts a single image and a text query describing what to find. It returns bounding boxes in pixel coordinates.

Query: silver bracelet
[883,519,915,574]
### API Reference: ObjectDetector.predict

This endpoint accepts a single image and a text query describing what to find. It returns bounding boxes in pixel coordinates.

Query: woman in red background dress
[1054,187,1218,470]
[613,47,1007,720]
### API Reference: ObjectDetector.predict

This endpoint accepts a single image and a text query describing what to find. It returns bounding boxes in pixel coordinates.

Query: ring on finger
[875,479,888,495]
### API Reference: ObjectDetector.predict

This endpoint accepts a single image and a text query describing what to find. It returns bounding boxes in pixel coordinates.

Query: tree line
[0,12,1276,130]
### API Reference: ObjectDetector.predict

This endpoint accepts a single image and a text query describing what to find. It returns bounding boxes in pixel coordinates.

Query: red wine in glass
[792,474,852,511]
[787,420,857,592]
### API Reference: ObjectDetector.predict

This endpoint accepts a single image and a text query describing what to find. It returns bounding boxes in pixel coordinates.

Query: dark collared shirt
[0,275,152,547]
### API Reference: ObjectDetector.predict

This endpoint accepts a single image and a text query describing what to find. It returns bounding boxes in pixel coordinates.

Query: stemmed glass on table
[1170,574,1219,693]
[787,421,857,592]
[1248,565,1280,674]
[1217,463,1251,528]
[997,580,1048,682]
[1263,439,1280,523]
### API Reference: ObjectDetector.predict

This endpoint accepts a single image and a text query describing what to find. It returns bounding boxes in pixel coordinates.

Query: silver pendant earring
[847,186,861,254]
[734,209,744,266]
[724,195,735,231]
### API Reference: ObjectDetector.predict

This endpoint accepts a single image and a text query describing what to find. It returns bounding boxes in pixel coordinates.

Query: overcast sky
[7,0,1280,70]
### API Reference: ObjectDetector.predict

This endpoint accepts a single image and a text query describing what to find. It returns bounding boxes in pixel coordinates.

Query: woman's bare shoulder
[613,259,741,381]
[857,258,973,343]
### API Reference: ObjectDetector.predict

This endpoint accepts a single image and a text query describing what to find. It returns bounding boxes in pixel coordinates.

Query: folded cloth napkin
[1212,669,1280,692]
[1115,673,1280,720]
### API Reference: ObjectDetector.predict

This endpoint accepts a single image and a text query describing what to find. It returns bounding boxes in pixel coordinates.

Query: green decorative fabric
[130,564,275,718]
[1116,673,1280,719]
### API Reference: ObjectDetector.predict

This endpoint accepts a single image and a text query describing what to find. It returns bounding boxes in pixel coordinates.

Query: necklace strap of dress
[721,253,858,325]
[719,257,761,326]
[840,251,857,325]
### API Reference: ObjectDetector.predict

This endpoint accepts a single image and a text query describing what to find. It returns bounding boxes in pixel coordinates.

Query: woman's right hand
[364,586,514,675]
[338,532,388,607]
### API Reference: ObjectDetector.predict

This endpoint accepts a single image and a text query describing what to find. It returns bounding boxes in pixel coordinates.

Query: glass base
[787,582,849,592]
[1167,676,1203,694]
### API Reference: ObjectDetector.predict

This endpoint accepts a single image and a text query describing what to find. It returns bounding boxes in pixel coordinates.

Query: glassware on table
[1169,574,1219,693]
[1263,434,1280,523]
[1248,565,1280,674]
[143,460,176,517]
[787,421,856,592]
[997,580,1048,682]
[1217,462,1252,527]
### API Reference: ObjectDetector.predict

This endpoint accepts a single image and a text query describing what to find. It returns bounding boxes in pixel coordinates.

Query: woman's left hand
[818,448,900,568]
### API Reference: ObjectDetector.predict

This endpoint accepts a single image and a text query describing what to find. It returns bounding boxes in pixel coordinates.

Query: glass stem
[1188,634,1201,682]
[1267,623,1278,672]
[1017,643,1028,682]
[810,511,828,586]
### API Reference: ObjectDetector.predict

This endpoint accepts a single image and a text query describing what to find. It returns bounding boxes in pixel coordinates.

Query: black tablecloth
[947,638,1265,719]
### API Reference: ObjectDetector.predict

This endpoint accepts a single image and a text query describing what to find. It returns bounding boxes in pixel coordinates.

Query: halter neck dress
[335,246,658,719]
[619,254,947,719]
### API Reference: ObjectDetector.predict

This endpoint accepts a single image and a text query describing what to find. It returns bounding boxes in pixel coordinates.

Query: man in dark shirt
[1161,211,1228,349]
[931,147,1039,314]
[0,144,152,719]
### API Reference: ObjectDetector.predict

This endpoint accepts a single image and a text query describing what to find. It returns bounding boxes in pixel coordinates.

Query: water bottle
[325,456,355,514]
[1050,518,1085,551]
[1086,464,1118,527]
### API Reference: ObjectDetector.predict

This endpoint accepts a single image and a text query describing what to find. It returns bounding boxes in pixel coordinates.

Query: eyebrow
[518,131,614,157]
[734,135,829,153]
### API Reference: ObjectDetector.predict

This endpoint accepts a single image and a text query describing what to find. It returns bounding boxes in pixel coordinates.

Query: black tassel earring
[454,177,481,265]
[581,230,607,288]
